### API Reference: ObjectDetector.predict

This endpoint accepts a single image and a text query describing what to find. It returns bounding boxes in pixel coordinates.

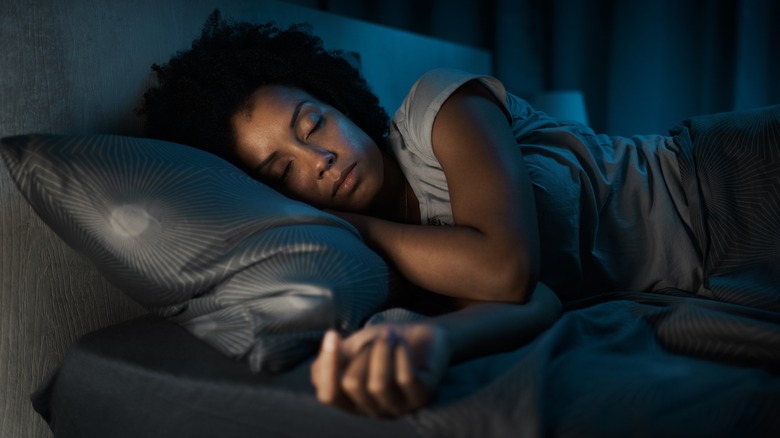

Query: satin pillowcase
[0,134,389,371]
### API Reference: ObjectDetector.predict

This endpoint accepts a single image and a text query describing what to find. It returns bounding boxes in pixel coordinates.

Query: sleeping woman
[140,11,780,418]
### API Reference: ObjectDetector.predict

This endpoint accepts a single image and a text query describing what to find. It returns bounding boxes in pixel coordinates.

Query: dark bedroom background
[283,0,780,137]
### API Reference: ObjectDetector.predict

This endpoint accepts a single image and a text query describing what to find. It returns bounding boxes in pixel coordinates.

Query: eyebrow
[290,100,308,129]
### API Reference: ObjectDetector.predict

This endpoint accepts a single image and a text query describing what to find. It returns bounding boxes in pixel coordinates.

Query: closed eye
[306,115,322,140]
[280,160,293,182]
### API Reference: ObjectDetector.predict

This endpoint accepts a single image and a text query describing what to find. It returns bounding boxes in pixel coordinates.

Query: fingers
[340,326,379,356]
[341,341,382,417]
[342,330,428,417]
[341,329,399,417]
[312,330,349,408]
[394,340,432,410]
[313,326,436,418]
[366,330,406,416]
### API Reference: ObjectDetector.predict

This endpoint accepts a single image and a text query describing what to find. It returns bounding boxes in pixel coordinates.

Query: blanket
[32,107,780,437]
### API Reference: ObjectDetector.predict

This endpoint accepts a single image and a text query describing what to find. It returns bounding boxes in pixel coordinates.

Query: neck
[370,150,417,223]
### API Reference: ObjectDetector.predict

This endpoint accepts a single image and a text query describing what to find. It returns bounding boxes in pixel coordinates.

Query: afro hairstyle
[140,10,390,167]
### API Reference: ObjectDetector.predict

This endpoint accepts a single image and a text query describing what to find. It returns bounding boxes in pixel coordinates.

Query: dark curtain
[295,0,779,136]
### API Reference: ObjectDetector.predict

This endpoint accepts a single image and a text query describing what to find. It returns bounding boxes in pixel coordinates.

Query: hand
[310,323,451,417]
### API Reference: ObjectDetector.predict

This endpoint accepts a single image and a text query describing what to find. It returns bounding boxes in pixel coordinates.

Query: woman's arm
[337,81,539,303]
[311,282,561,417]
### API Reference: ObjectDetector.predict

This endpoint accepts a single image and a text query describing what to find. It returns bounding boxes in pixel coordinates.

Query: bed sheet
[33,291,780,438]
[413,291,780,437]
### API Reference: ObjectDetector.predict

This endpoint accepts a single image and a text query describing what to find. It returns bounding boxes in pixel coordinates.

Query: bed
[1,1,778,438]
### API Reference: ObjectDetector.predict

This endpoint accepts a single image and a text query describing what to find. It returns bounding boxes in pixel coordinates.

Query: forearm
[352,214,535,302]
[431,281,561,363]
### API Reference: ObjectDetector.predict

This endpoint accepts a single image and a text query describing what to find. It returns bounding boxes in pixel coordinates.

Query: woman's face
[232,85,385,212]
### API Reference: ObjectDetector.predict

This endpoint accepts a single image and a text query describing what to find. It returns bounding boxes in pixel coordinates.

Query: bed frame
[0,1,490,436]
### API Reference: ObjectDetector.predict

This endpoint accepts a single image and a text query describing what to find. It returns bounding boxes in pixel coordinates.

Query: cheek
[284,177,318,202]
[339,123,380,165]
[334,121,363,147]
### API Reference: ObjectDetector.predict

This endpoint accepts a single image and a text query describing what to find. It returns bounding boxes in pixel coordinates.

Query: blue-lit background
[286,0,780,136]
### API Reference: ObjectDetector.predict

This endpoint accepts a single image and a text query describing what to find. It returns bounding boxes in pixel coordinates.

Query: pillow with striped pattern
[0,134,389,372]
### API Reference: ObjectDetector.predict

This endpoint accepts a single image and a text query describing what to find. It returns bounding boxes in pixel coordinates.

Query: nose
[309,147,335,179]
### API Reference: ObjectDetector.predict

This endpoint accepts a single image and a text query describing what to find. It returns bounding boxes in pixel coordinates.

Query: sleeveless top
[386,68,706,300]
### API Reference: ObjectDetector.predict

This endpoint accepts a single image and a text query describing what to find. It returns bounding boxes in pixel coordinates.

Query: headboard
[0,1,490,436]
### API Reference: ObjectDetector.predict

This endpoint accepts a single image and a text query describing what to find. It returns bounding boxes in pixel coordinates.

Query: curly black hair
[140,10,390,167]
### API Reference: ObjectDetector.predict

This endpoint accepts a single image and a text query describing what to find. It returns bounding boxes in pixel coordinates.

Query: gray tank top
[387,68,705,299]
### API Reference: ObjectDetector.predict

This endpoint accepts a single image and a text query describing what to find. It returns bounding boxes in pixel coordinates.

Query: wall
[281,0,780,136]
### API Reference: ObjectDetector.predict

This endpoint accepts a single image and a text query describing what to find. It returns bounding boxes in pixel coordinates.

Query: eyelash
[280,114,321,183]
[307,115,322,139]
[280,160,293,182]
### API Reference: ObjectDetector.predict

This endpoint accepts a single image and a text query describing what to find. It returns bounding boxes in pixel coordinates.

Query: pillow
[0,134,389,371]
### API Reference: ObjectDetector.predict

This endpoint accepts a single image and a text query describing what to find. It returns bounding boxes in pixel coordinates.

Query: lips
[332,162,357,197]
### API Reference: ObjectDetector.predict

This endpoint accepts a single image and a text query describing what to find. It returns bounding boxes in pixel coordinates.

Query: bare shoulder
[430,78,540,301]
